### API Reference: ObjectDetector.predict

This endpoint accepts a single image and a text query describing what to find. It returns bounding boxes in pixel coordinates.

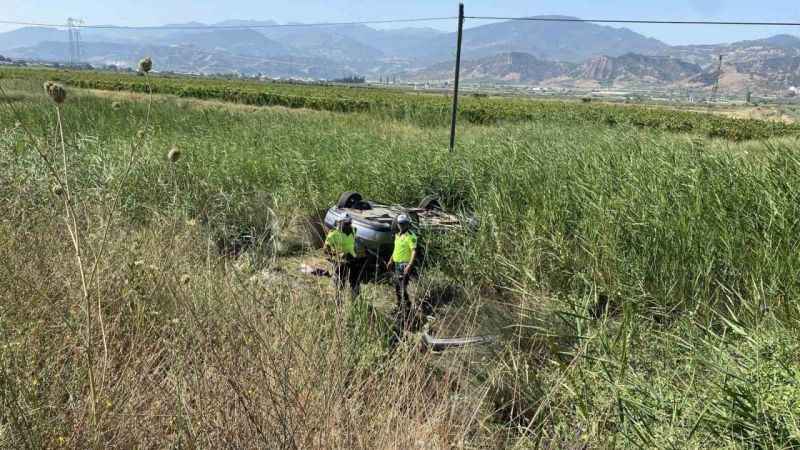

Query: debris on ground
[421,333,497,352]
[300,264,331,277]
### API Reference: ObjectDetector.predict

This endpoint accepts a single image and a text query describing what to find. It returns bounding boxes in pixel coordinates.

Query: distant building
[332,75,365,84]
[788,86,799,98]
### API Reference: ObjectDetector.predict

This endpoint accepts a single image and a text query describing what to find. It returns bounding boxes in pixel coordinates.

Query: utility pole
[449,2,465,152]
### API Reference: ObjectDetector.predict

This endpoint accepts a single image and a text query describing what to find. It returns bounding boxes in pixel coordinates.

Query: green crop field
[4,66,800,141]
[1,68,800,448]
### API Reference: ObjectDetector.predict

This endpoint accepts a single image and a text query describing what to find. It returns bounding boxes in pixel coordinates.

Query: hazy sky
[2,0,800,45]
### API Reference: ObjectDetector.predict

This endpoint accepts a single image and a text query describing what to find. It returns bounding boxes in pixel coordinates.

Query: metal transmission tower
[711,54,724,101]
[67,18,84,65]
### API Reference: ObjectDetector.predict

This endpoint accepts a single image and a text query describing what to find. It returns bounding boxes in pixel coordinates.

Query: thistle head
[138,57,153,74]
[167,147,182,163]
[43,81,67,104]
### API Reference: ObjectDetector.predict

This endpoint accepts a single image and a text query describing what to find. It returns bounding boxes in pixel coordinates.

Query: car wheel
[419,195,442,211]
[337,191,363,209]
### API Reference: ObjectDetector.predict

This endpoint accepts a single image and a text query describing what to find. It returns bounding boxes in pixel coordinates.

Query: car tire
[419,195,442,211]
[337,191,363,209]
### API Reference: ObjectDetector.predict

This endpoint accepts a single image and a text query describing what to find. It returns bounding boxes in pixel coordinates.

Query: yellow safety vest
[325,229,356,258]
[392,232,417,263]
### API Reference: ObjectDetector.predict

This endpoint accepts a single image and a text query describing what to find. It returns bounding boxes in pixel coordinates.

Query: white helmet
[397,214,411,225]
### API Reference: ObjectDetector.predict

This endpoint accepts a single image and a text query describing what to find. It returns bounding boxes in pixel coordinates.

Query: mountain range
[1,17,799,93]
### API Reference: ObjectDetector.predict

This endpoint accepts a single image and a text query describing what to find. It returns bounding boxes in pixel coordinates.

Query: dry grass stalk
[138,57,153,74]
[46,83,100,429]
[0,73,156,439]
[44,81,67,103]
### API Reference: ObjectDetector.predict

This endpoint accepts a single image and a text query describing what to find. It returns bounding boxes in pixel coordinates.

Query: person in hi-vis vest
[324,215,361,302]
[386,214,417,331]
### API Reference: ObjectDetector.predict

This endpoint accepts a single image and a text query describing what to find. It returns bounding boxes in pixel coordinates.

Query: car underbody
[323,191,468,259]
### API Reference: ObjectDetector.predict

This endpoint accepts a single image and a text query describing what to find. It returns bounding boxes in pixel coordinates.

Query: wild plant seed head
[168,147,182,163]
[138,57,153,73]
[43,81,67,104]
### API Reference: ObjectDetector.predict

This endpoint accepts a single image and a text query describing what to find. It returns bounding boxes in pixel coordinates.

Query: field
[2,69,800,448]
[4,67,800,141]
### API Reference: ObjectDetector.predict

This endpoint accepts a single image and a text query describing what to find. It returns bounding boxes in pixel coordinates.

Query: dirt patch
[657,104,796,125]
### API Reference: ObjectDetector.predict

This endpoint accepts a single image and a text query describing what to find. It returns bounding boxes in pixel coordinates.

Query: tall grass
[2,79,800,447]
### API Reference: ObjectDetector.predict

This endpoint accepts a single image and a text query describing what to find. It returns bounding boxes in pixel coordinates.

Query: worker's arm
[323,233,334,256]
[404,249,417,276]
[351,229,359,258]
[387,255,394,270]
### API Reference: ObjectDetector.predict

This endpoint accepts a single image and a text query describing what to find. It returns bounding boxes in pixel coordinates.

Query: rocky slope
[406,52,574,83]
[404,52,705,88]
[578,54,703,84]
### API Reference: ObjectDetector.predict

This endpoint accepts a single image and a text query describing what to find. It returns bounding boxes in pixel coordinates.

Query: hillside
[7,41,353,78]
[735,56,800,89]
[0,26,67,51]
[578,53,704,85]
[0,16,672,69]
[403,51,706,88]
[405,52,575,83]
[419,15,668,63]
[259,24,442,61]
[271,29,385,62]
[0,18,799,91]
[663,34,800,66]
[660,35,800,91]
[162,29,293,58]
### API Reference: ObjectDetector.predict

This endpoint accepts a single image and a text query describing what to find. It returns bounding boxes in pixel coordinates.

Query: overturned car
[323,191,472,260]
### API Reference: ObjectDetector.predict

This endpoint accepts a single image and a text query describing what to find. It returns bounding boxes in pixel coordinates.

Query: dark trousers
[333,258,361,301]
[393,263,413,332]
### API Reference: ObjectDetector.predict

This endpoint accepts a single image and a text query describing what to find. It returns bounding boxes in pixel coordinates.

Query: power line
[0,17,457,30]
[3,15,800,31]
[466,16,800,27]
